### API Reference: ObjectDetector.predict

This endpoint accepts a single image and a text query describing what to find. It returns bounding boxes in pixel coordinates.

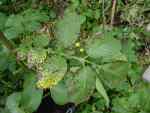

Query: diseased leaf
[36,55,67,89]
[51,66,96,105]
[1,1,150,113]
[27,48,47,68]
[69,66,96,104]
[55,10,85,47]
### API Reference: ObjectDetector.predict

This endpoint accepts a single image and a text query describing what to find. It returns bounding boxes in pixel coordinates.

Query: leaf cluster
[0,0,150,113]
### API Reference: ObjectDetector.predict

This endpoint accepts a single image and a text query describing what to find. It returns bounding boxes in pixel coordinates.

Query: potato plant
[0,0,150,113]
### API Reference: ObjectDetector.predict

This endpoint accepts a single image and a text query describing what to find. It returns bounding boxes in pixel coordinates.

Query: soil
[35,95,75,113]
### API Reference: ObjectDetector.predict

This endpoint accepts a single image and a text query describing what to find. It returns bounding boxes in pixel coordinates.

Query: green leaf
[0,12,7,31]
[96,77,109,107]
[50,82,69,105]
[51,66,96,105]
[23,9,49,32]
[22,9,49,23]
[112,97,130,113]
[20,73,43,113]
[4,15,24,39]
[5,73,43,113]
[122,39,137,62]
[24,21,41,32]
[4,9,49,39]
[86,37,122,61]
[55,10,85,47]
[69,66,96,104]
[0,52,16,72]
[33,34,49,47]
[6,93,25,113]
[99,62,129,89]
[112,86,150,113]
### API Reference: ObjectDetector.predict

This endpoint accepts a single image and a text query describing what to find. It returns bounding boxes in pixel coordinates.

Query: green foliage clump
[0,0,150,113]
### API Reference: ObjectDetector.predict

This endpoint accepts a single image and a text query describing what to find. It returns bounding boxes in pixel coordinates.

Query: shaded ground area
[35,96,75,113]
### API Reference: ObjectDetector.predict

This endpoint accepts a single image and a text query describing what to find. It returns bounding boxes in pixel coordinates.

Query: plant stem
[110,0,117,26]
[102,0,106,36]
[0,32,15,51]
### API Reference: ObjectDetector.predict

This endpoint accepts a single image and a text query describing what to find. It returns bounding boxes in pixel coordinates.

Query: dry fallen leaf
[142,65,150,82]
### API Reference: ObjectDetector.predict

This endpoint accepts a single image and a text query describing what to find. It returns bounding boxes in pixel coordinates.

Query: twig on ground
[110,0,117,26]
